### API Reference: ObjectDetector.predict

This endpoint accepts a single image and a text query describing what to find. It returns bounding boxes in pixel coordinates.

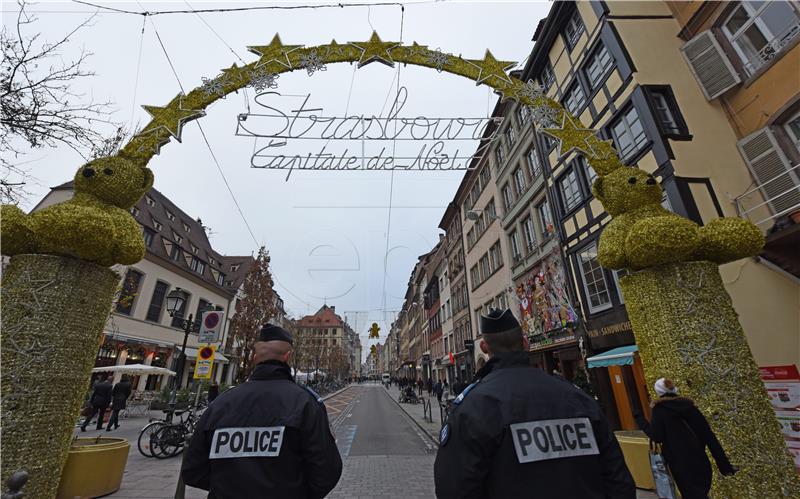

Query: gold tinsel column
[622,261,799,498]
[1,254,119,498]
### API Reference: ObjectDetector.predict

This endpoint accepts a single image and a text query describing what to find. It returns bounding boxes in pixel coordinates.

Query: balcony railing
[743,22,800,76]
[735,163,800,227]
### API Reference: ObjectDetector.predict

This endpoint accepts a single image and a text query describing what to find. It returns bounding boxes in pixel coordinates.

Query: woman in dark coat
[107,375,132,431]
[636,378,736,499]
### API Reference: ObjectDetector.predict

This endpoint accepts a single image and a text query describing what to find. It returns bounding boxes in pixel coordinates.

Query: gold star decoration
[466,50,516,86]
[349,31,401,68]
[247,34,303,69]
[220,62,249,84]
[404,41,430,58]
[141,94,206,142]
[541,113,597,159]
[325,39,348,59]
[135,127,172,155]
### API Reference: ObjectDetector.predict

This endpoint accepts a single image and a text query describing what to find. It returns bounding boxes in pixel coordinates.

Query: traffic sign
[193,345,216,380]
[199,310,225,343]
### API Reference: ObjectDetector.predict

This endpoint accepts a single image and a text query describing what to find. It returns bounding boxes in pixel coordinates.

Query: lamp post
[165,287,210,418]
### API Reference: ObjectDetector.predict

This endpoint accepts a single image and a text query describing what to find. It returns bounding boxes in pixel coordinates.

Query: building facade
[32,183,243,390]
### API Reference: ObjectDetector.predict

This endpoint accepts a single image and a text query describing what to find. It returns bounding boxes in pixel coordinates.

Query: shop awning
[586,345,638,368]
[178,347,229,364]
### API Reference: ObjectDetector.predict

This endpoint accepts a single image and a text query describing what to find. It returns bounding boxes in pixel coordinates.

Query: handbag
[649,441,678,499]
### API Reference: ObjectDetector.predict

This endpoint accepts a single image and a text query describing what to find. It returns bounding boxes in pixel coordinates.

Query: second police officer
[434,309,635,498]
[182,323,342,498]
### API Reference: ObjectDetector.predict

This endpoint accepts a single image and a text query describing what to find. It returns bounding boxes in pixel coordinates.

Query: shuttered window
[146,281,169,322]
[680,30,741,100]
[116,269,143,316]
[737,127,800,216]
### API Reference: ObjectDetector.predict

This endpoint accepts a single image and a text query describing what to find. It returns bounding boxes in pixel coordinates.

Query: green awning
[586,345,638,368]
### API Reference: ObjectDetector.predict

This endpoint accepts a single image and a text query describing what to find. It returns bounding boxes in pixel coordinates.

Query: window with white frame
[480,165,491,187]
[489,241,503,271]
[130,206,140,217]
[611,106,648,160]
[522,216,536,252]
[145,195,155,207]
[173,233,183,244]
[784,110,800,153]
[480,254,491,280]
[153,219,163,231]
[585,43,614,88]
[578,243,613,313]
[538,200,553,238]
[510,230,522,261]
[495,145,505,168]
[506,126,516,150]
[564,82,587,115]
[486,198,497,220]
[650,90,682,135]
[527,147,541,178]
[513,167,527,196]
[502,183,515,210]
[721,1,800,77]
[585,159,598,185]
[470,265,480,288]
[166,211,176,222]
[517,105,530,125]
[539,61,556,91]
[559,169,583,212]
[564,9,585,50]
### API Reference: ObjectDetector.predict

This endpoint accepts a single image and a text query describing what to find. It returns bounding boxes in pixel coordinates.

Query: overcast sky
[4,0,551,355]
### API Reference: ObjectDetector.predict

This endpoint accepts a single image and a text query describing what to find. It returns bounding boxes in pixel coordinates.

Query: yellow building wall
[611,13,800,369]
[607,0,672,17]
[723,44,800,138]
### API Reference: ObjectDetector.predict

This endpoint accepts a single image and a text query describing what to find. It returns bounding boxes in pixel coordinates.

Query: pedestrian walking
[182,323,342,498]
[635,378,737,499]
[106,375,132,431]
[207,382,220,403]
[427,378,433,396]
[434,309,635,498]
[417,378,424,396]
[434,380,443,404]
[442,380,449,398]
[81,375,113,431]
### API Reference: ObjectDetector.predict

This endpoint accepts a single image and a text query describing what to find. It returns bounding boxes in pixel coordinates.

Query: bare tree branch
[1,0,121,204]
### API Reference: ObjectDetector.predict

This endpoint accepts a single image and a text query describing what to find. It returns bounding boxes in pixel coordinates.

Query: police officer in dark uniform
[434,309,635,498]
[182,323,342,498]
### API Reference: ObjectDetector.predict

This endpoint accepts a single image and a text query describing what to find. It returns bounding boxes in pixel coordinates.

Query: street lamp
[165,287,211,418]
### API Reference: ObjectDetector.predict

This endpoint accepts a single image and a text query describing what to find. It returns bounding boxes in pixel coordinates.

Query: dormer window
[191,244,199,254]
[173,233,183,244]
[166,211,175,222]
[145,196,156,207]
[153,219,163,231]
[209,257,216,265]
[231,264,240,272]
[183,223,191,233]
[130,207,140,217]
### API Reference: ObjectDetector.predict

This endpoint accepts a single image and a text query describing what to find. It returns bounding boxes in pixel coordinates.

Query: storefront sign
[587,321,633,339]
[760,365,800,471]
[193,345,216,380]
[529,328,576,351]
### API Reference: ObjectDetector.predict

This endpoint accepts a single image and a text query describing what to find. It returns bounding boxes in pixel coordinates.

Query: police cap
[480,308,520,335]
[258,323,293,344]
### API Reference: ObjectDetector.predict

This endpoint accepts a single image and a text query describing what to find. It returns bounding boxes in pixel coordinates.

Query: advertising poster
[760,365,800,472]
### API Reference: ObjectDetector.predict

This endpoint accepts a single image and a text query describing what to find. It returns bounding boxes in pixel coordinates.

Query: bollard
[2,470,28,499]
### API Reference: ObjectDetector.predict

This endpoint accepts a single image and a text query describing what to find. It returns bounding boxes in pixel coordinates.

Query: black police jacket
[182,360,343,499]
[434,352,635,499]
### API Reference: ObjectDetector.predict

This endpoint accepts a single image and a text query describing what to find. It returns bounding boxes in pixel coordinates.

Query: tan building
[295,305,353,379]
[439,202,475,380]
[521,0,799,429]
[32,183,240,390]
[454,119,514,370]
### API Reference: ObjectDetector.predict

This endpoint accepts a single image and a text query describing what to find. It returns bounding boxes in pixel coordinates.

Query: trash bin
[56,437,129,498]
[615,430,654,490]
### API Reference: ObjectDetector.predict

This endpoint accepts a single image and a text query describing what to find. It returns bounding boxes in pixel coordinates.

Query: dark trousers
[107,409,122,430]
[82,406,107,429]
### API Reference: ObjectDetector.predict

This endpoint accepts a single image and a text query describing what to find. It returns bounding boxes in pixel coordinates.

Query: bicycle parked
[137,405,203,458]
